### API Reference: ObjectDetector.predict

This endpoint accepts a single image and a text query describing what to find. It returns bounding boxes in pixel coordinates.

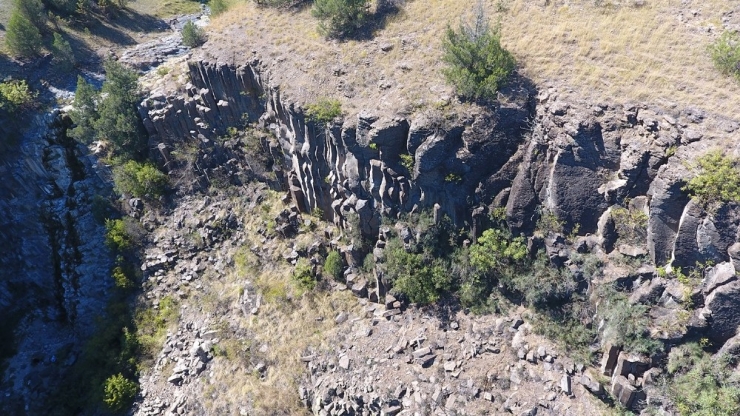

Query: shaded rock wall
[0,111,113,413]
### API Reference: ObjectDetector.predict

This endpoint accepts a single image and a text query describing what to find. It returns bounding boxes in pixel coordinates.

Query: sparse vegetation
[666,344,740,416]
[441,3,515,101]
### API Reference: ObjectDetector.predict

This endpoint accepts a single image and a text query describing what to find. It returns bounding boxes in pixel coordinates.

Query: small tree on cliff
[441,3,515,101]
[95,60,147,160]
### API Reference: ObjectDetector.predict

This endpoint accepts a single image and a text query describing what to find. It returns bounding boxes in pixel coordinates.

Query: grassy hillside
[203,0,740,120]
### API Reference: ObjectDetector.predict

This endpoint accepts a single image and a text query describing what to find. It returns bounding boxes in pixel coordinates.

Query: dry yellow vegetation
[190,191,361,415]
[205,0,740,120]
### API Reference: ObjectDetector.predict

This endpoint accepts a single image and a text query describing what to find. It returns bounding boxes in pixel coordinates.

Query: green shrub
[113,160,169,199]
[51,32,76,71]
[181,21,206,48]
[112,265,135,290]
[667,345,740,416]
[323,251,344,281]
[311,0,369,38]
[5,9,43,58]
[441,4,515,101]
[209,0,229,15]
[0,80,36,113]
[400,153,414,173]
[105,218,145,252]
[684,151,740,207]
[384,239,453,305]
[597,285,661,355]
[103,373,138,412]
[709,30,740,79]
[293,258,316,289]
[305,98,342,124]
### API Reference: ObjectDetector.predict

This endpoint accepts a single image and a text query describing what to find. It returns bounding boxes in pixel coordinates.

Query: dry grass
[203,0,740,121]
[194,190,362,415]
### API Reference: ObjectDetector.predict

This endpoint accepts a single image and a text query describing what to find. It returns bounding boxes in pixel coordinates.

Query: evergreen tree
[69,76,99,144]
[15,0,47,30]
[5,9,43,58]
[94,60,146,159]
[441,3,515,101]
[52,32,76,72]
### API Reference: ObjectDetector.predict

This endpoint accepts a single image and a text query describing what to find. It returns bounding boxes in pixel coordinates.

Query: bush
[5,9,43,58]
[513,253,577,307]
[710,30,740,79]
[305,98,342,124]
[667,345,740,416]
[441,4,515,101]
[684,151,740,208]
[52,32,76,71]
[311,0,369,38]
[293,258,316,289]
[0,80,36,113]
[597,285,661,355]
[103,373,138,412]
[384,239,452,305]
[113,160,169,199]
[136,296,179,358]
[323,251,344,280]
[105,218,145,252]
[181,21,206,48]
[209,0,229,15]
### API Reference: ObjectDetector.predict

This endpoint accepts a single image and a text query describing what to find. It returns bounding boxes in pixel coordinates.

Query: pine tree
[15,0,46,30]
[69,76,99,144]
[5,9,43,58]
[94,60,146,159]
[52,32,76,72]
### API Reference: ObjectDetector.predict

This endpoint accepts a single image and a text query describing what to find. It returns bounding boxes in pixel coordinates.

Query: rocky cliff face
[141,61,740,283]
[0,111,113,413]
[141,61,534,235]
[136,60,740,414]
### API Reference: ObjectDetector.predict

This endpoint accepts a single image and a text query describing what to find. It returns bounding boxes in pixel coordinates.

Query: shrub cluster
[113,161,169,199]
[0,80,36,113]
[305,98,343,124]
[181,21,207,48]
[710,30,740,80]
[323,251,344,281]
[311,0,369,38]
[684,151,740,208]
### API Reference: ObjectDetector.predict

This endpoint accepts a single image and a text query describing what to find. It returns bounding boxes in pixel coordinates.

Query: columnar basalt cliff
[136,59,740,414]
[140,61,740,286]
[140,61,535,233]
